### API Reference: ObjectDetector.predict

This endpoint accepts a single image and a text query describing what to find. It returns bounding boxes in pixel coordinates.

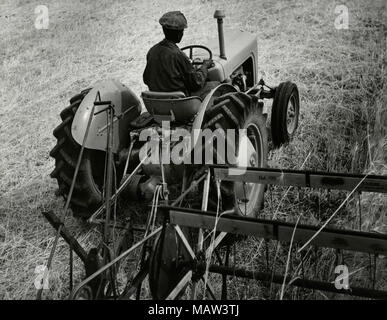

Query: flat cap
[159,11,187,30]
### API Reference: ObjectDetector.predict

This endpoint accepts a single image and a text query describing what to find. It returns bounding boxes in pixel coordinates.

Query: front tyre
[271,81,300,147]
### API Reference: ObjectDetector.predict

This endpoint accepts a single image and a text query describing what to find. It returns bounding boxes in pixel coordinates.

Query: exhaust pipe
[214,10,226,60]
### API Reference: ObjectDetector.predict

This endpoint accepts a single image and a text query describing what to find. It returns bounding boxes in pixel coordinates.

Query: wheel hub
[286,96,297,135]
[234,132,259,212]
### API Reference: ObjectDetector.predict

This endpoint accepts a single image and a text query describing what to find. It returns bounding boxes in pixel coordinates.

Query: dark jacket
[143,39,208,95]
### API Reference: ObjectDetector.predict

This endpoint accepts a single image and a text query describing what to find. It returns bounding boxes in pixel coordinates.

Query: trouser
[191,81,220,100]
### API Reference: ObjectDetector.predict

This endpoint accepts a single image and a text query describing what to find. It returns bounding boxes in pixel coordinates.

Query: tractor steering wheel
[180,45,213,66]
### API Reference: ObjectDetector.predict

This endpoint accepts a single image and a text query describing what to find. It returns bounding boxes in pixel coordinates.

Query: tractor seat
[141,91,202,124]
[142,91,186,99]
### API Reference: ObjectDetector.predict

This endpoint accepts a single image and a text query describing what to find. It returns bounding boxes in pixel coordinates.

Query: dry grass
[0,0,386,299]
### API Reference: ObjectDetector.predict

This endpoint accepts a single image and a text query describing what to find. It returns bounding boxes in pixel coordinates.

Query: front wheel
[271,81,300,147]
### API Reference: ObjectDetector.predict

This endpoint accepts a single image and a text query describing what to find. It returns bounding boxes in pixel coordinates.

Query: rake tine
[313,246,319,298]
[368,253,373,285]
[301,251,305,279]
[334,249,340,266]
[269,185,274,212]
[265,240,270,273]
[69,246,73,292]
[300,249,306,299]
[342,250,346,267]
[358,191,362,231]
[318,188,321,220]
[372,254,377,290]
[296,187,301,300]
[221,244,230,300]
[269,241,279,299]
[297,186,301,218]
[194,170,211,300]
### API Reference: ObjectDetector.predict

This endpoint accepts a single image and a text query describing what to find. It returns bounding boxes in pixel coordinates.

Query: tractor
[48,10,300,299]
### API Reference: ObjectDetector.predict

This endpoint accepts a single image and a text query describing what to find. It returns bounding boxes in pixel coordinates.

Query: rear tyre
[50,90,108,218]
[271,81,300,147]
[202,92,268,217]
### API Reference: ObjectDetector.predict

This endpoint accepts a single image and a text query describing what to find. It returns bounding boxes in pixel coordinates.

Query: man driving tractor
[143,11,218,99]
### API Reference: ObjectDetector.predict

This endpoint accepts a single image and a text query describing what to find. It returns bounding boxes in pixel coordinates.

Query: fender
[177,83,237,164]
[71,79,142,153]
[190,83,237,145]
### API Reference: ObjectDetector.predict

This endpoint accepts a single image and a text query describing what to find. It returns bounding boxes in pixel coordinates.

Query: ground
[0,0,386,299]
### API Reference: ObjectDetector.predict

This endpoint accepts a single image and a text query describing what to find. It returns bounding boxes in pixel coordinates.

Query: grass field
[0,0,386,299]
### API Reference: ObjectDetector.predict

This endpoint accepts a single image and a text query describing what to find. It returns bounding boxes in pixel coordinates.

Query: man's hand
[202,59,214,69]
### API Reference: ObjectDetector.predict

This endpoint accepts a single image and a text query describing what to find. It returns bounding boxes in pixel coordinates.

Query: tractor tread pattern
[271,81,299,147]
[50,90,102,217]
[202,92,264,213]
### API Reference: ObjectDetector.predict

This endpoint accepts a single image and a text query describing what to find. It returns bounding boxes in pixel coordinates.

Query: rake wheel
[148,224,193,299]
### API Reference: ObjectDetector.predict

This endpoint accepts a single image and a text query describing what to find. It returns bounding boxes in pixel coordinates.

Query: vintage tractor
[47,10,300,299]
[50,11,299,219]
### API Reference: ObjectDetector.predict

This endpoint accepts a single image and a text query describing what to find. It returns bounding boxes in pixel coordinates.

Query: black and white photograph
[0,0,386,308]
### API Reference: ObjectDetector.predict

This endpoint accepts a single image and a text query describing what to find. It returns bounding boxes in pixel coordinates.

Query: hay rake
[41,152,387,299]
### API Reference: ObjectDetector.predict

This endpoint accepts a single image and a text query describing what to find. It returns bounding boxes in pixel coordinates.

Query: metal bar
[97,105,136,134]
[171,173,207,207]
[153,206,168,300]
[166,271,192,300]
[37,98,96,300]
[103,106,114,253]
[192,170,211,299]
[41,211,88,263]
[167,208,387,255]
[196,263,387,299]
[174,225,196,259]
[69,246,73,292]
[70,226,162,299]
[222,244,230,300]
[211,165,387,193]
[121,139,135,185]
[87,153,149,223]
[120,263,150,299]
[206,232,227,259]
[198,170,211,251]
[204,281,217,300]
